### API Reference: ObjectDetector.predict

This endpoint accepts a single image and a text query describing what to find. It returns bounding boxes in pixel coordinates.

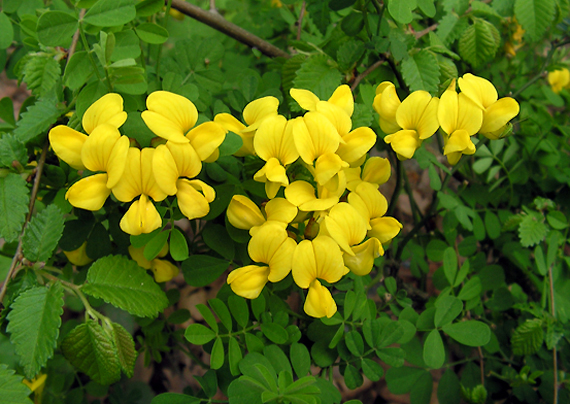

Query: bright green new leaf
[0,173,29,243]
[458,18,500,67]
[547,211,568,230]
[83,0,137,27]
[514,0,555,41]
[21,55,61,98]
[61,320,121,385]
[0,364,32,404]
[511,319,544,355]
[423,329,445,369]
[36,11,77,47]
[7,283,64,379]
[143,230,169,261]
[184,324,216,345]
[112,322,136,378]
[22,205,64,263]
[518,214,548,247]
[401,50,440,93]
[82,255,169,318]
[136,23,168,44]
[442,320,491,346]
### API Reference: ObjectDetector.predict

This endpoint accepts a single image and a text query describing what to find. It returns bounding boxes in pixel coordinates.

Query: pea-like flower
[547,68,570,94]
[129,244,179,283]
[373,82,401,134]
[227,195,297,235]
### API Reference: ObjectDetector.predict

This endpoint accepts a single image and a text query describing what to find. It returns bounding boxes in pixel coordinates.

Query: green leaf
[229,337,242,376]
[83,0,137,27]
[417,0,436,16]
[143,230,169,261]
[388,0,417,24]
[210,337,225,369]
[227,377,267,404]
[261,323,288,344]
[7,283,64,378]
[423,330,445,369]
[458,18,500,68]
[184,324,216,345]
[484,211,501,239]
[514,0,555,41]
[518,214,548,247]
[228,295,249,329]
[428,164,442,190]
[457,277,482,300]
[436,13,468,46]
[547,211,568,230]
[0,134,26,168]
[293,55,342,101]
[442,246,457,285]
[442,321,491,346]
[36,11,78,47]
[0,364,32,404]
[343,364,363,389]
[511,319,544,355]
[14,96,62,143]
[61,319,121,385]
[181,255,229,287]
[202,223,235,260]
[21,55,61,98]
[218,132,243,157]
[437,370,461,404]
[337,40,365,71]
[0,173,30,243]
[169,228,189,262]
[22,205,64,263]
[112,30,140,61]
[361,358,384,381]
[345,330,364,356]
[401,50,440,93]
[64,51,94,90]
[111,322,136,378]
[434,296,462,327]
[82,255,169,318]
[209,298,232,332]
[385,366,427,394]
[0,12,14,50]
[306,0,331,35]
[136,0,164,17]
[135,23,168,44]
[290,343,311,378]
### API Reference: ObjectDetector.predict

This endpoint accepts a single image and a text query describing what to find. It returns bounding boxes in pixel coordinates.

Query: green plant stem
[548,263,559,404]
[169,0,290,59]
[513,37,570,98]
[155,0,172,78]
[78,22,111,91]
[176,343,209,369]
[0,142,49,307]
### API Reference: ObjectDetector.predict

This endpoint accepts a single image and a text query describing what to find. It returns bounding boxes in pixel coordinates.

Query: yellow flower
[547,68,570,94]
[285,180,339,212]
[438,80,483,165]
[290,85,354,118]
[112,148,168,235]
[227,195,297,235]
[384,91,439,160]
[23,373,47,401]
[63,242,93,266]
[373,81,401,134]
[458,73,519,139]
[214,96,279,156]
[129,245,178,282]
[304,279,337,318]
[253,115,299,198]
[227,223,296,298]
[345,156,391,191]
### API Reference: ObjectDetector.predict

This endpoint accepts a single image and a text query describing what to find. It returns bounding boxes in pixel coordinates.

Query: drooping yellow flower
[458,73,519,140]
[547,68,570,94]
[214,96,279,156]
[290,85,354,118]
[49,93,127,170]
[227,223,296,299]
[384,91,439,160]
[63,242,93,266]
[345,156,391,191]
[438,80,483,165]
[142,91,226,161]
[253,115,299,198]
[112,148,168,235]
[292,235,346,318]
[65,124,130,210]
[373,81,401,134]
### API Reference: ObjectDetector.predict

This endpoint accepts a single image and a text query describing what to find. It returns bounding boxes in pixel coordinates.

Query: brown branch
[414,23,437,39]
[68,9,86,60]
[169,0,290,59]
[296,1,306,41]
[0,141,50,307]
[351,59,385,92]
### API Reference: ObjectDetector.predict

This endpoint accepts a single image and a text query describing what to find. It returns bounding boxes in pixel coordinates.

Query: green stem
[155,0,172,79]
[78,22,111,91]
[548,261,559,404]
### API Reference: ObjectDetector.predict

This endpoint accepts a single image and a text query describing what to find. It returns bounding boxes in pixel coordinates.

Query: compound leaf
[514,0,555,41]
[23,205,64,263]
[0,173,30,243]
[14,96,62,143]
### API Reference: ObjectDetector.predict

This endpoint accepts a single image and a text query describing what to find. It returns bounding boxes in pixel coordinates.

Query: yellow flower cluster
[49,92,226,236]
[374,73,520,165]
[548,68,570,94]
[224,85,402,318]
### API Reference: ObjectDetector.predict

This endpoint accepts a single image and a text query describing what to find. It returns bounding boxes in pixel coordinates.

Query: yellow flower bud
[63,242,93,266]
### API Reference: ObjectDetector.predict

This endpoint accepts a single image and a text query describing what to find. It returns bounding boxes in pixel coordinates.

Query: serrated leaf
[111,322,136,378]
[83,0,137,27]
[14,96,62,143]
[61,320,121,385]
[436,14,469,46]
[0,173,30,243]
[337,40,365,72]
[36,11,78,47]
[458,18,500,68]
[401,50,440,93]
[306,0,331,35]
[22,55,61,98]
[7,283,64,379]
[82,255,169,318]
[518,215,548,247]
[511,319,543,355]
[22,205,64,263]
[0,134,27,168]
[514,0,555,41]
[0,364,33,404]
[293,55,342,102]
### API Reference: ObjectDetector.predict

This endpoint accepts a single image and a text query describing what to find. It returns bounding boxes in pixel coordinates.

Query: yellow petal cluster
[374,74,520,165]
[225,85,402,318]
[547,68,570,94]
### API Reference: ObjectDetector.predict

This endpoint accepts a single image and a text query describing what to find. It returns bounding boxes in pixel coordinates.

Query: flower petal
[63,242,93,266]
[292,239,317,288]
[48,126,87,170]
[106,135,130,189]
[290,88,319,111]
[152,144,180,196]
[313,152,346,186]
[120,194,162,236]
[336,127,376,164]
[186,121,227,161]
[141,148,168,202]
[315,101,352,136]
[368,216,402,244]
[248,223,289,264]
[143,91,197,142]
[373,82,401,134]
[395,91,432,131]
[112,148,142,202]
[268,237,296,282]
[313,235,345,283]
[323,202,367,255]
[227,265,270,299]
[66,173,111,210]
[176,179,213,220]
[344,238,383,276]
[458,73,498,109]
[82,93,127,134]
[128,245,152,269]
[264,197,297,224]
[242,96,279,130]
[362,157,391,185]
[150,259,179,282]
[328,84,354,117]
[293,113,340,164]
[304,279,337,318]
[384,129,421,159]
[480,97,520,134]
[227,195,266,230]
[81,124,121,173]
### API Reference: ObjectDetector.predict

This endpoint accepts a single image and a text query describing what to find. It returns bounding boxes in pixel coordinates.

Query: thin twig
[168,0,290,59]
[0,142,50,306]
[68,9,86,60]
[477,346,485,386]
[351,59,384,92]
[296,1,306,41]
[414,23,437,39]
